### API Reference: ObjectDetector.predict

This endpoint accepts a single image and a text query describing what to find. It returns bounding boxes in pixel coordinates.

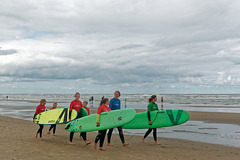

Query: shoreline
[0,115,240,160]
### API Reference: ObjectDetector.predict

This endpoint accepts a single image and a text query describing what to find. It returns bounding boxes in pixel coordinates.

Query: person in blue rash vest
[107,91,129,147]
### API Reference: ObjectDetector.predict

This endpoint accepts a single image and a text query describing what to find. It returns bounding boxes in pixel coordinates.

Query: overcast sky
[1,0,240,94]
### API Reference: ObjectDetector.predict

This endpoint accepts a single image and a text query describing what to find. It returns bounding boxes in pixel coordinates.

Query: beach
[1,108,240,160]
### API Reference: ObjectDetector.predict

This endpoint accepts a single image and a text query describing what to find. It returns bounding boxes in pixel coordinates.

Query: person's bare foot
[40,137,44,140]
[94,143,97,149]
[154,141,160,145]
[107,143,114,146]
[142,137,145,143]
[85,141,91,145]
[99,147,107,151]
[47,131,50,134]
[123,143,129,147]
[53,134,56,136]
[69,142,75,145]
[35,133,38,139]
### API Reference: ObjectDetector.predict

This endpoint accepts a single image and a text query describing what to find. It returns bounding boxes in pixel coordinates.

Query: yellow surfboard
[34,107,78,125]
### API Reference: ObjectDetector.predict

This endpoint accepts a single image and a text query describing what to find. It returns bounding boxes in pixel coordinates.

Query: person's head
[53,102,57,108]
[74,92,80,100]
[83,101,88,107]
[40,99,46,106]
[149,95,157,103]
[100,98,109,106]
[114,91,121,99]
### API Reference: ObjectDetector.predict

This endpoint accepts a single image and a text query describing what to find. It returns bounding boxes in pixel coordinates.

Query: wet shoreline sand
[1,106,240,159]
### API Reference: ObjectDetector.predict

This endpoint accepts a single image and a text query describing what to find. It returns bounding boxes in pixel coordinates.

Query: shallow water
[1,94,240,148]
[122,121,240,148]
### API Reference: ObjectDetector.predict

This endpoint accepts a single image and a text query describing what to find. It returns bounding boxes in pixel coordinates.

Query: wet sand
[1,110,240,160]
[188,111,240,125]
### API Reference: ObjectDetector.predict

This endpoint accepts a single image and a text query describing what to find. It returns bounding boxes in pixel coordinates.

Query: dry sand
[1,110,240,160]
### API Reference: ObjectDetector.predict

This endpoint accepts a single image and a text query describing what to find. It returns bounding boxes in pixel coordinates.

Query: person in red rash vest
[68,92,91,145]
[33,99,46,140]
[94,98,111,151]
[80,101,90,140]
[83,101,90,115]
[47,102,57,136]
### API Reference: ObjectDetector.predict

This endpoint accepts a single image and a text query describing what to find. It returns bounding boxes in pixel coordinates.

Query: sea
[0,94,240,148]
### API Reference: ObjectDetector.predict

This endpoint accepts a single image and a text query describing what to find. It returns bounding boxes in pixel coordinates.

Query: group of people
[33,91,161,151]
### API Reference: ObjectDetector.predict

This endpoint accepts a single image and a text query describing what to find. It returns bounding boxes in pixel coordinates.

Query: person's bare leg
[154,141,160,145]
[107,143,114,146]
[94,143,97,149]
[123,143,129,147]
[99,147,107,151]
[35,133,38,139]
[69,141,75,145]
[85,140,91,145]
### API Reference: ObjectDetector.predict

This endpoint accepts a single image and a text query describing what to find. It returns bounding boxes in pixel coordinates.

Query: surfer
[47,102,57,136]
[80,101,90,140]
[33,99,46,140]
[142,95,160,145]
[107,91,129,147]
[94,98,111,151]
[68,92,91,145]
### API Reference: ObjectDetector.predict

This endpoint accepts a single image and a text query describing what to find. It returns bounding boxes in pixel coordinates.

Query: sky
[1,0,240,94]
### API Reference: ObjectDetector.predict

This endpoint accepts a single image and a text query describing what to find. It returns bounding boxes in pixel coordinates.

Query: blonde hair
[74,92,80,97]
[83,101,88,105]
[53,102,57,105]
[40,99,46,103]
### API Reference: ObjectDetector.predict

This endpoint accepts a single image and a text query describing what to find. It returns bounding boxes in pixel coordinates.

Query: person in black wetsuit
[47,102,57,136]
[142,95,160,145]
[94,98,111,151]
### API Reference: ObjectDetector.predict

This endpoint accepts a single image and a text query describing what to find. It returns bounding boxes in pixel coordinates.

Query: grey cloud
[1,0,240,93]
[0,48,18,55]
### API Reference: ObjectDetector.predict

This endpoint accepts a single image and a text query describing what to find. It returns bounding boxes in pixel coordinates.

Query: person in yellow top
[142,95,160,145]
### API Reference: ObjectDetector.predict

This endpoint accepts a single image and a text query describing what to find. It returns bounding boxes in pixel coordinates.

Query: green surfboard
[65,108,136,132]
[34,107,78,125]
[79,107,89,117]
[123,110,190,129]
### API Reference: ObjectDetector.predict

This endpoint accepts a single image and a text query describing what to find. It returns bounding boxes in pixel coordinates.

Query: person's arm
[69,102,73,121]
[96,114,100,126]
[147,111,152,125]
[147,103,152,125]
[109,99,113,110]
[96,106,102,126]
[33,106,39,122]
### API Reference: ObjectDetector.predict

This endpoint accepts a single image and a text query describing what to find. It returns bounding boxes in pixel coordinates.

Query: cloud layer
[1,0,240,94]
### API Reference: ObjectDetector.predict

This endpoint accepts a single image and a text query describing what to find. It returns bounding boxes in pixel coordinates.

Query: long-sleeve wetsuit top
[84,107,90,115]
[96,104,111,123]
[70,100,83,112]
[147,102,159,121]
[109,98,121,110]
[33,104,46,119]
[69,100,83,119]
